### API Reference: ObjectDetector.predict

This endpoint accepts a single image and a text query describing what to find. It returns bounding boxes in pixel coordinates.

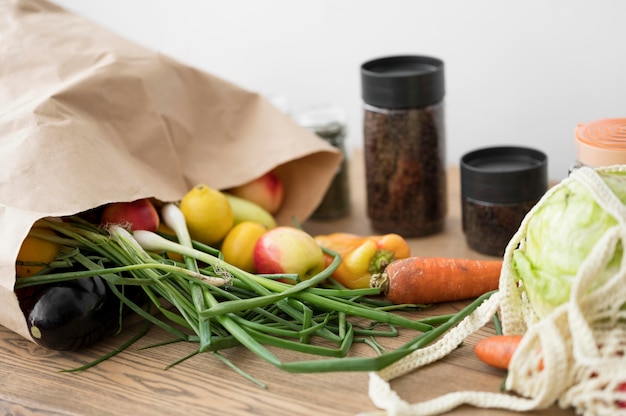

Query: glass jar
[461,146,548,256]
[570,118,626,173]
[295,104,351,220]
[360,55,447,237]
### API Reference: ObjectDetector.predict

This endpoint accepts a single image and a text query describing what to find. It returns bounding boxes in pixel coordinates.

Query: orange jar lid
[576,118,626,167]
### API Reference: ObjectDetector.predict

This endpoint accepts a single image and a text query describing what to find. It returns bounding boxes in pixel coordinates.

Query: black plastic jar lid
[461,146,548,203]
[361,55,445,109]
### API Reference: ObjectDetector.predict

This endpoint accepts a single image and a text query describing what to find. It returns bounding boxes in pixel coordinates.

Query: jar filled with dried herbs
[295,104,351,220]
[461,146,548,256]
[361,55,446,237]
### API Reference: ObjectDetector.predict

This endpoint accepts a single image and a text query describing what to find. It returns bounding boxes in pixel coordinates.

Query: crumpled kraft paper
[0,0,342,340]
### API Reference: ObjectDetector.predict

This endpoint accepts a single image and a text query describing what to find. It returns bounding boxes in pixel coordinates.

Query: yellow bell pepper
[314,232,411,289]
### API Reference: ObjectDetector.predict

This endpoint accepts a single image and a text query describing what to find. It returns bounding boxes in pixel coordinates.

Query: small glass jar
[295,104,351,220]
[360,55,447,237]
[461,147,548,257]
[570,118,626,173]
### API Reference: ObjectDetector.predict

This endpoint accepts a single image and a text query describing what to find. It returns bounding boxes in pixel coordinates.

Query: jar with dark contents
[461,147,548,257]
[361,55,447,237]
[295,105,351,220]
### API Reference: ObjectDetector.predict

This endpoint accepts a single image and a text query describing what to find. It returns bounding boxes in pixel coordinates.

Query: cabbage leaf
[512,173,624,318]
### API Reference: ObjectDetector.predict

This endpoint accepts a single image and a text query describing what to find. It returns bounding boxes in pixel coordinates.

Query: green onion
[161,203,211,351]
[21,215,493,385]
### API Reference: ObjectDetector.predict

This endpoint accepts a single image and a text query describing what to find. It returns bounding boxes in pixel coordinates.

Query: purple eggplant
[20,275,136,351]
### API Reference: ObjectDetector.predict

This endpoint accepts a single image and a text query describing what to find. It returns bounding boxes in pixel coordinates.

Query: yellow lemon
[179,184,234,246]
[16,228,61,278]
[221,221,267,272]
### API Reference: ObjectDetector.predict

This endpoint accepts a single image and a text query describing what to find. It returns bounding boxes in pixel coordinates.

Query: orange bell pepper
[314,232,411,289]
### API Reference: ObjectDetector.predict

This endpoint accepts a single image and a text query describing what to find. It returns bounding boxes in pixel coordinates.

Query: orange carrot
[476,336,626,408]
[370,257,502,305]
[474,335,523,370]
[475,335,545,372]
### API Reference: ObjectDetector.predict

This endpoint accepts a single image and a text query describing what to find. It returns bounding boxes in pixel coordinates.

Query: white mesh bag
[362,165,626,416]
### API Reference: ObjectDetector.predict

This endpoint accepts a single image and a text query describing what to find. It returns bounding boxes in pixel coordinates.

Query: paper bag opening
[0,0,343,340]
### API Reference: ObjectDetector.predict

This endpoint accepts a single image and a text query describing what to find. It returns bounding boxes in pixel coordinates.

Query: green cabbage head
[512,169,626,318]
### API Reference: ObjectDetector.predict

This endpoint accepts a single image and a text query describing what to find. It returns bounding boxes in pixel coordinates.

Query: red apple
[253,226,325,281]
[228,172,284,214]
[100,198,160,232]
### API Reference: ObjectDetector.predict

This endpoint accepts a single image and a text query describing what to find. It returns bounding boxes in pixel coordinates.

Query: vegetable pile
[13,179,497,383]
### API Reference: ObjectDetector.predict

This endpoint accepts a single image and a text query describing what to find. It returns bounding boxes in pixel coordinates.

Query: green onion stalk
[14,206,495,382]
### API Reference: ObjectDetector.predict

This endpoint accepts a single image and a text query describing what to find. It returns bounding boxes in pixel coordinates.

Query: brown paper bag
[0,0,342,340]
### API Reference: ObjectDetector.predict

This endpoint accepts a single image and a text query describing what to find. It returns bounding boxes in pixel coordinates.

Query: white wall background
[53,0,626,180]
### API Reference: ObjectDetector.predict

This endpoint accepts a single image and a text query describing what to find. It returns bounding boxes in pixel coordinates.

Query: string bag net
[362,165,626,416]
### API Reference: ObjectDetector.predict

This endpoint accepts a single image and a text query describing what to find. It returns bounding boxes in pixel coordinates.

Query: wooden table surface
[0,153,574,416]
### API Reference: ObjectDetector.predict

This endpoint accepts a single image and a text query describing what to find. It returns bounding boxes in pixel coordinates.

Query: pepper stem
[367,249,394,275]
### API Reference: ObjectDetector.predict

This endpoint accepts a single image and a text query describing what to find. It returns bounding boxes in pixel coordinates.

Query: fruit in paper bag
[221,221,268,272]
[101,198,160,232]
[254,226,325,281]
[179,184,234,246]
[16,228,61,278]
[225,193,277,229]
[228,171,284,214]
